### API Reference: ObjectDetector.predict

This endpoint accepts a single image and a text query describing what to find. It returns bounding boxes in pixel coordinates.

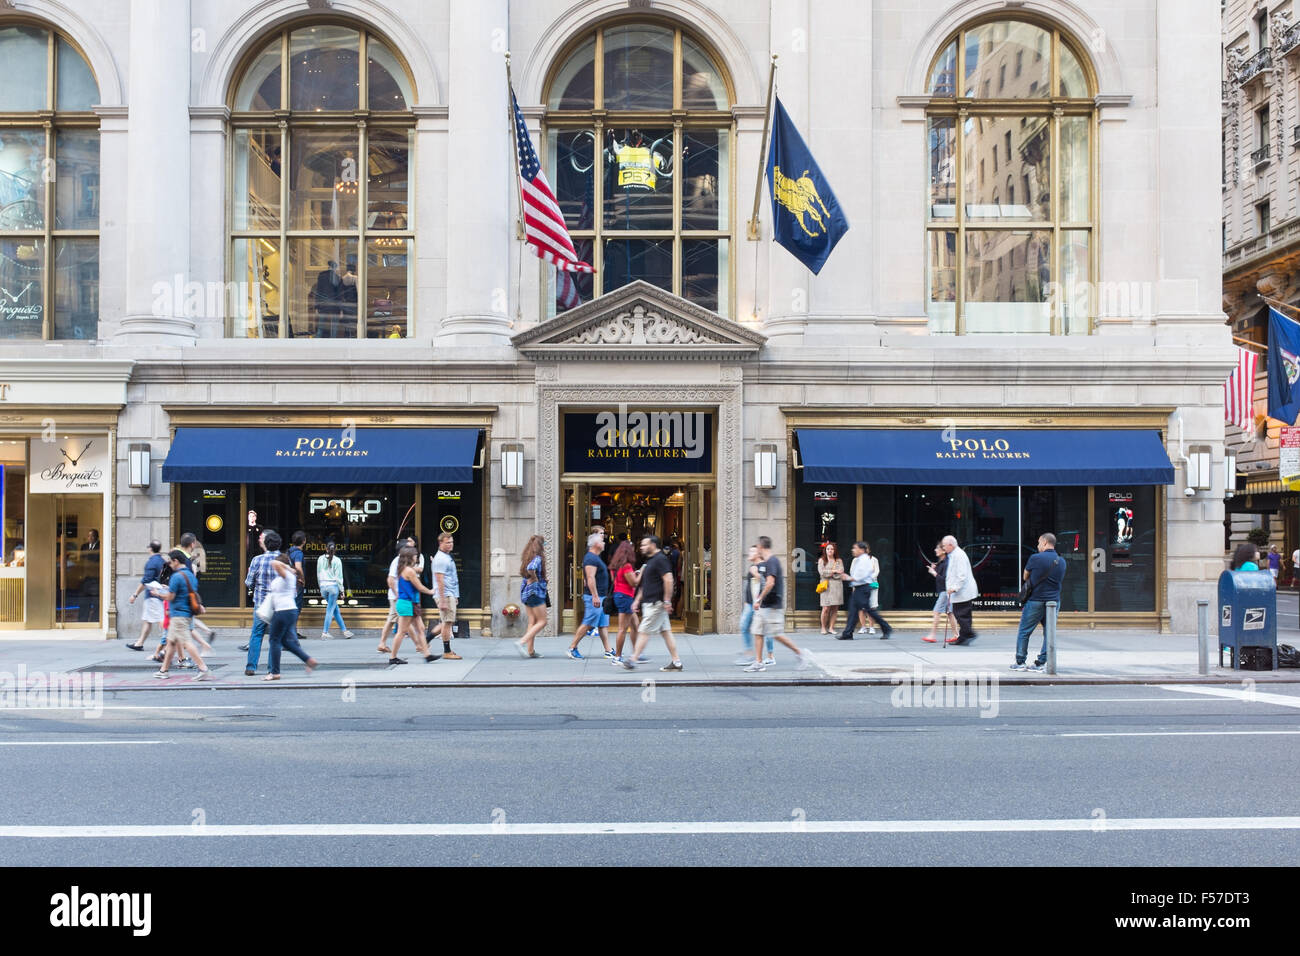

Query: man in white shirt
[942,534,978,645]
[837,541,892,640]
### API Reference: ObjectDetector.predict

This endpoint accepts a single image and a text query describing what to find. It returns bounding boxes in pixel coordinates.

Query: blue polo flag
[765,96,849,274]
[1268,307,1300,425]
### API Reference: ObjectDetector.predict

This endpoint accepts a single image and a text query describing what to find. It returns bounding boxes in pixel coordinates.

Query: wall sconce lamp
[1224,452,1237,500]
[1186,444,1212,492]
[128,443,151,489]
[501,443,525,489]
[754,443,778,490]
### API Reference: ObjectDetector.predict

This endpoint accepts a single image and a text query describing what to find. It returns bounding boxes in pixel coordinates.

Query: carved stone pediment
[511,280,766,361]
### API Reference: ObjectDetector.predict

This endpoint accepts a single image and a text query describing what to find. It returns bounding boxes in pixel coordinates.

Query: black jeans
[951,599,975,639]
[841,586,891,638]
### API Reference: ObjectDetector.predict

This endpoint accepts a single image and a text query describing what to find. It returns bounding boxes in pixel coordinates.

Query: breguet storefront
[159,409,491,629]
[0,361,130,634]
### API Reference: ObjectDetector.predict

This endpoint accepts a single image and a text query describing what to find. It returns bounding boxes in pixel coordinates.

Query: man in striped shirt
[242,529,282,676]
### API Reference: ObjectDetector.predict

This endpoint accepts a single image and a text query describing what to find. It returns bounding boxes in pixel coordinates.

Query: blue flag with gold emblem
[1268,306,1300,425]
[765,96,849,275]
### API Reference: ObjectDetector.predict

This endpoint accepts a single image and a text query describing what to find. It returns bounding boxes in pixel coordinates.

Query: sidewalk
[2,623,1297,689]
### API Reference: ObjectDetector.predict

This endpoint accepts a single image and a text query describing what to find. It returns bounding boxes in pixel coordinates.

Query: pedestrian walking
[377,536,420,653]
[817,542,844,634]
[152,550,215,681]
[430,532,464,660]
[1011,533,1066,672]
[743,536,810,672]
[921,541,958,643]
[288,530,310,641]
[1267,545,1280,582]
[263,552,320,680]
[735,545,775,665]
[942,534,978,644]
[1231,543,1262,571]
[569,530,614,660]
[242,529,281,675]
[174,532,216,648]
[316,540,353,638]
[126,540,166,651]
[837,540,893,640]
[389,546,438,665]
[516,535,549,658]
[608,540,645,664]
[621,535,684,671]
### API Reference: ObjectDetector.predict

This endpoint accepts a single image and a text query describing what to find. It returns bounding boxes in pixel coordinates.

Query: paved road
[2,682,1298,866]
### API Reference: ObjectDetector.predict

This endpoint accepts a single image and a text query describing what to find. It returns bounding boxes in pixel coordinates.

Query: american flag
[1225,346,1259,432]
[512,89,594,277]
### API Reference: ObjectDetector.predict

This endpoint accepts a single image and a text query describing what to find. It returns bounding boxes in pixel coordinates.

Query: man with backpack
[1011,533,1066,673]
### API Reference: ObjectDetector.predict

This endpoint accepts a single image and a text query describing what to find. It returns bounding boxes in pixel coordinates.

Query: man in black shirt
[1012,533,1067,672]
[622,535,683,671]
[747,536,811,672]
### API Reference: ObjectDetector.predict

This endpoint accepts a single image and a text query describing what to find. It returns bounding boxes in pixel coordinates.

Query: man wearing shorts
[569,531,614,660]
[747,536,811,672]
[154,549,214,681]
[430,532,463,660]
[622,535,682,671]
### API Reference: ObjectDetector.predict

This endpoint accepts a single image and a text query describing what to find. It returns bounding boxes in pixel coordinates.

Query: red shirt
[613,564,637,597]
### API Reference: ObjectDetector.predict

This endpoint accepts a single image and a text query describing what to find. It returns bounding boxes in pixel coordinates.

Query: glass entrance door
[683,484,714,633]
[54,494,102,627]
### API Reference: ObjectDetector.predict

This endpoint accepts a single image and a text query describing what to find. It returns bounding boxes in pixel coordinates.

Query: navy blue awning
[795,429,1175,486]
[162,427,481,484]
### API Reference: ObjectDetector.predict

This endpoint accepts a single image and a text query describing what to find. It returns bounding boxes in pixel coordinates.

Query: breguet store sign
[31,437,110,494]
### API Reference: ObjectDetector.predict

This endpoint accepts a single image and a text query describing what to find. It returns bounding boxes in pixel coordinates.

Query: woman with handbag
[817,542,844,634]
[516,535,549,658]
[264,553,320,680]
[390,546,439,666]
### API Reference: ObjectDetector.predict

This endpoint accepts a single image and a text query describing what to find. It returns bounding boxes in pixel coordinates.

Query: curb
[88,674,1300,691]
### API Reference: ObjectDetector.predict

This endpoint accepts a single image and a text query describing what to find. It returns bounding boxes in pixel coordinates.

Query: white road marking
[3,706,250,711]
[0,740,171,746]
[1057,730,1300,738]
[1157,685,1300,709]
[1,817,1299,837]
[995,698,1247,704]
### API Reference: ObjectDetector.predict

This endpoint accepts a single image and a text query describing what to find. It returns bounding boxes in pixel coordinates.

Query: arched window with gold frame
[227,22,415,339]
[0,22,99,341]
[925,17,1095,335]
[542,21,734,316]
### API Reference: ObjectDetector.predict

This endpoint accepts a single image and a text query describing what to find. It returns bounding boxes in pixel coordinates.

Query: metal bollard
[1197,599,1210,676]
[1046,600,1058,675]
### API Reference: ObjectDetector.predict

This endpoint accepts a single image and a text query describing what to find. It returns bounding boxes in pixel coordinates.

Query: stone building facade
[0,0,1227,639]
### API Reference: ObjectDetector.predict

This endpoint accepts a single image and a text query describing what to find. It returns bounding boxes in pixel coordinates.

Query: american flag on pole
[511,89,594,277]
[1225,346,1259,432]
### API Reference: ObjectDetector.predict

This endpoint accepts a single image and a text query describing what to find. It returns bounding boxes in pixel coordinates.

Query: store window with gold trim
[0,24,100,341]
[228,23,415,339]
[925,18,1094,334]
[543,22,734,316]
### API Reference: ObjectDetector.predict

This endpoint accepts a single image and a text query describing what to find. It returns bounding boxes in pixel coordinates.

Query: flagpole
[506,53,526,241]
[746,55,778,241]
[1259,294,1300,324]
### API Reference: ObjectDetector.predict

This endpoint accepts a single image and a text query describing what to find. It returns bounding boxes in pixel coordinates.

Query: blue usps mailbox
[1217,570,1278,670]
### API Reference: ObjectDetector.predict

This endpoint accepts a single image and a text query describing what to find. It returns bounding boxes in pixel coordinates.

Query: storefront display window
[228,24,416,338]
[0,441,27,625]
[0,25,100,341]
[1093,486,1156,612]
[793,483,858,611]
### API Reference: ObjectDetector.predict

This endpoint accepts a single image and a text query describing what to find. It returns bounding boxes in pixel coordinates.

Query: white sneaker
[342,630,355,639]
[857,626,869,634]
[867,627,878,635]
[762,656,775,666]
[743,660,766,672]
[320,632,331,640]
[795,651,812,671]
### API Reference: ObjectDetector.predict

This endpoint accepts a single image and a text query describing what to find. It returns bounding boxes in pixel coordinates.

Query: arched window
[543,21,733,315]
[228,23,415,339]
[0,24,99,341]
[926,18,1093,334]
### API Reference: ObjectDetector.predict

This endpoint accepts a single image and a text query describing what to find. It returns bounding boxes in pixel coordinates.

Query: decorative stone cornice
[512,280,766,362]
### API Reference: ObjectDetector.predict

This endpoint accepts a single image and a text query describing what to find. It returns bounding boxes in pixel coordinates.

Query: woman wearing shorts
[922,541,957,643]
[608,540,641,663]
[391,546,438,666]
[516,535,548,658]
